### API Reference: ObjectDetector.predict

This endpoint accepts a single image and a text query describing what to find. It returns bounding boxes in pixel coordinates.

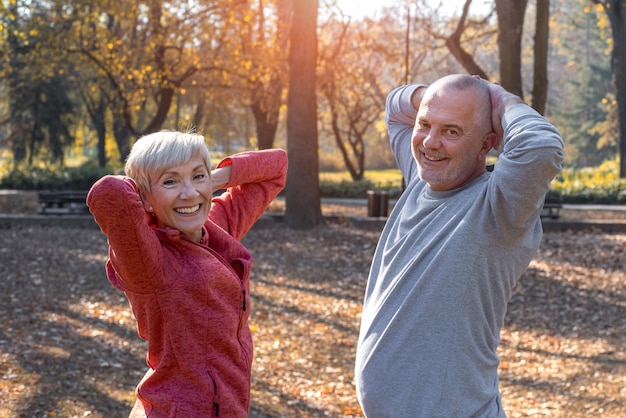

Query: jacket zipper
[202,246,251,368]
[208,370,220,417]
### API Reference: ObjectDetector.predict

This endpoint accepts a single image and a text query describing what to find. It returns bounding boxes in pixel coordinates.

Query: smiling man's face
[411,81,495,191]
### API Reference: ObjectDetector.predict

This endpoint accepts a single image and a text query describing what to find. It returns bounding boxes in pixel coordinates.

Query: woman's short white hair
[124,130,211,193]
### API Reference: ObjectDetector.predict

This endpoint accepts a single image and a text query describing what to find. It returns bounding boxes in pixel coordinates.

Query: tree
[285,0,323,229]
[495,0,529,98]
[428,0,551,114]
[548,0,614,167]
[318,15,396,179]
[531,0,550,114]
[0,0,75,166]
[243,0,291,150]
[61,0,249,163]
[590,0,626,177]
[440,0,495,80]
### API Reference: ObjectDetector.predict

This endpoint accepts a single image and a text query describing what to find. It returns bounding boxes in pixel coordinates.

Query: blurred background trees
[0,0,623,225]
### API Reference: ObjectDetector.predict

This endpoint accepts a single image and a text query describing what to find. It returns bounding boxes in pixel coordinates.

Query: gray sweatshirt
[355,84,564,417]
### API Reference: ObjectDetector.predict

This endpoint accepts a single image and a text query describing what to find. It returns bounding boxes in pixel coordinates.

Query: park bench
[541,195,563,219]
[486,166,563,220]
[38,191,89,215]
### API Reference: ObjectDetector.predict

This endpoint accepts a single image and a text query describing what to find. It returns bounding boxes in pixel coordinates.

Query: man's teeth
[425,154,444,161]
[176,205,200,214]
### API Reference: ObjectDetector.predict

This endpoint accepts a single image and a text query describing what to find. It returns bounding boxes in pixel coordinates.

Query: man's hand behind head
[484,81,523,150]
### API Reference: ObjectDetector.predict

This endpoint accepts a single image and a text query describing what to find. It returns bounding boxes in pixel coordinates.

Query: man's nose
[421,131,440,148]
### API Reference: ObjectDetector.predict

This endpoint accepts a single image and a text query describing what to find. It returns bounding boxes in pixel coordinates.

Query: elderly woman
[87,131,287,417]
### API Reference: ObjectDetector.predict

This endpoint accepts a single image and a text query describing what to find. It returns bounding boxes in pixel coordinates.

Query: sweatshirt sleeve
[385,84,426,183]
[86,175,174,293]
[209,148,287,240]
[489,104,565,235]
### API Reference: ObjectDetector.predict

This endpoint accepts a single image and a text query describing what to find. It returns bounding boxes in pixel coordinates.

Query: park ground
[0,196,625,417]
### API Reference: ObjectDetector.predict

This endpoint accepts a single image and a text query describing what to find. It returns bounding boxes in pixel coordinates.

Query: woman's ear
[139,191,153,213]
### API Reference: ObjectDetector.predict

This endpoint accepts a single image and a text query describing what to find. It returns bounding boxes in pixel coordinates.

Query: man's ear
[483,131,500,153]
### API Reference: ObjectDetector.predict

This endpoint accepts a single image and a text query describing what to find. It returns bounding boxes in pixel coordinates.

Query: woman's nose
[179,180,199,198]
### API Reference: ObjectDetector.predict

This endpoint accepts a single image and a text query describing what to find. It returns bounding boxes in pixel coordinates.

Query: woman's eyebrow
[160,164,206,177]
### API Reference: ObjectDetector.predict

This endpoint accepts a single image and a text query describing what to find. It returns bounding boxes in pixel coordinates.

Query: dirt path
[0,219,624,417]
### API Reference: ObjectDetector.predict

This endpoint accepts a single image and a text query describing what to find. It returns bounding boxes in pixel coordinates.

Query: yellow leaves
[343,405,363,415]
[596,14,609,33]
[601,97,615,106]
[552,159,624,196]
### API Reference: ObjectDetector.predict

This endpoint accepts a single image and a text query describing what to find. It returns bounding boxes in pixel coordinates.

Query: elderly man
[355,74,564,417]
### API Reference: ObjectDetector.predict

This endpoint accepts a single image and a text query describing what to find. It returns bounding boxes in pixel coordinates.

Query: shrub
[319,178,403,199]
[0,162,112,190]
[550,159,626,204]
[2,158,625,204]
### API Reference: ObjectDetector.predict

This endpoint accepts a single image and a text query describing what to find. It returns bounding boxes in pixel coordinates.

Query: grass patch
[320,169,403,186]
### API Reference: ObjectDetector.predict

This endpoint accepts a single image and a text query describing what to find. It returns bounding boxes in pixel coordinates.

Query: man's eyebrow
[417,117,463,132]
[443,123,463,131]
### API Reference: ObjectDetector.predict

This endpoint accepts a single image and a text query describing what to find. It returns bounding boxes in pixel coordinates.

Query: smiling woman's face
[143,155,212,242]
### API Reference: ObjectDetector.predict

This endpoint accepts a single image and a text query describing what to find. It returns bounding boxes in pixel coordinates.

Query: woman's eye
[194,173,207,181]
[162,179,177,186]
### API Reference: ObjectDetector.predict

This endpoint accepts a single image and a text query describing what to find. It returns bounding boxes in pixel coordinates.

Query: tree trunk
[445,0,490,80]
[495,0,528,98]
[285,0,323,229]
[250,93,280,150]
[614,12,626,177]
[248,0,290,150]
[94,104,107,167]
[112,107,132,165]
[590,0,626,176]
[531,0,550,115]
[604,0,626,177]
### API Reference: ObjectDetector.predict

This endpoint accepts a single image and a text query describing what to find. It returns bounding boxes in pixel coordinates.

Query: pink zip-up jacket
[87,149,287,417]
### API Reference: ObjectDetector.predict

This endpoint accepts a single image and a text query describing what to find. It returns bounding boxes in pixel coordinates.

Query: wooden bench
[541,196,563,219]
[38,191,89,215]
[486,165,563,219]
